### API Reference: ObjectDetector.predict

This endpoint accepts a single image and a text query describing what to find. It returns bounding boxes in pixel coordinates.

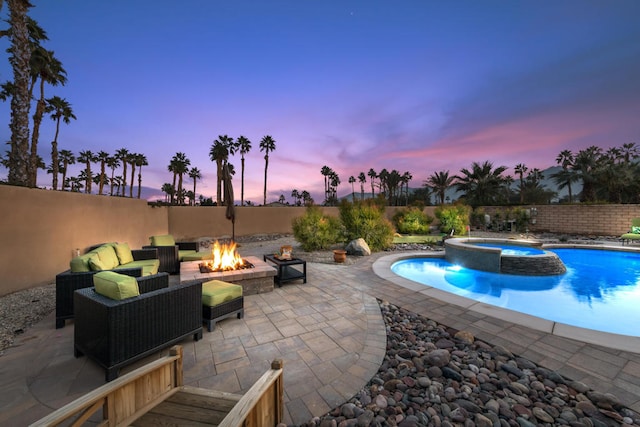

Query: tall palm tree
[455,161,509,207]
[77,150,96,194]
[358,172,366,200]
[554,149,576,203]
[58,149,75,191]
[573,146,602,203]
[106,155,120,196]
[45,96,75,190]
[514,163,528,204]
[161,183,174,204]
[5,0,34,187]
[28,46,66,187]
[368,168,377,198]
[425,170,454,205]
[134,154,148,199]
[401,171,412,205]
[171,152,190,205]
[237,135,251,206]
[291,189,299,206]
[348,176,356,201]
[188,166,201,205]
[209,135,233,206]
[96,150,109,195]
[320,165,332,204]
[259,135,276,205]
[115,148,129,197]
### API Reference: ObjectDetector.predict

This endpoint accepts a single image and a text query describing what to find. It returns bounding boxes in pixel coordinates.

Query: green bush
[292,205,343,251]
[392,207,433,235]
[434,204,471,235]
[339,199,394,251]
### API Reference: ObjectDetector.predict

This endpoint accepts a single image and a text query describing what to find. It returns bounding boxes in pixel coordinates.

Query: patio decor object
[73,276,202,381]
[201,279,244,331]
[29,346,284,427]
[144,234,199,274]
[621,218,640,245]
[55,245,160,328]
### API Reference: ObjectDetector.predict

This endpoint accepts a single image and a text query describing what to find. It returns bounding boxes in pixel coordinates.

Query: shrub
[339,199,394,251]
[434,204,471,235]
[392,207,433,235]
[292,205,343,251]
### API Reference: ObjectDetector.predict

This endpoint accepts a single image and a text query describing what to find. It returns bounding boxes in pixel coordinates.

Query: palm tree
[514,163,528,204]
[105,155,120,196]
[259,135,276,205]
[320,165,332,204]
[115,148,129,197]
[134,153,148,199]
[328,170,340,205]
[96,150,109,195]
[171,152,190,205]
[45,96,75,190]
[301,190,312,206]
[161,183,174,204]
[620,142,639,164]
[28,46,67,187]
[291,189,300,206]
[58,149,75,191]
[209,135,233,206]
[553,150,576,203]
[358,172,366,200]
[348,176,356,201]
[573,146,602,202]
[188,166,202,205]
[237,135,252,206]
[401,171,412,205]
[77,150,96,194]
[455,161,509,207]
[5,1,34,187]
[368,168,377,198]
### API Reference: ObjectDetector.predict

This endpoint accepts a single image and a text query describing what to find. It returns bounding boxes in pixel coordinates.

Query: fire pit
[180,240,277,295]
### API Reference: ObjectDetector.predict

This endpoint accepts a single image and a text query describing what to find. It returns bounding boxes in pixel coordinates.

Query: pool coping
[373,245,640,354]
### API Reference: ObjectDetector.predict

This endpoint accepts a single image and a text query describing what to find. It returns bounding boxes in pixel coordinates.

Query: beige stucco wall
[0,184,637,297]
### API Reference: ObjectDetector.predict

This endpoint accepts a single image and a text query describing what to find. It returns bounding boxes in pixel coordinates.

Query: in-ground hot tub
[444,238,566,275]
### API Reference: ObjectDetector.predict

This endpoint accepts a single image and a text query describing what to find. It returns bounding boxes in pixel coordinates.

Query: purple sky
[1,1,639,204]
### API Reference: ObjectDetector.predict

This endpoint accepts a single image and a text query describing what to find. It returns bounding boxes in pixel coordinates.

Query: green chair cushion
[115,259,160,276]
[95,245,120,270]
[114,242,134,265]
[70,252,99,272]
[93,271,139,300]
[202,280,242,307]
[181,251,211,261]
[150,234,175,246]
[621,233,640,240]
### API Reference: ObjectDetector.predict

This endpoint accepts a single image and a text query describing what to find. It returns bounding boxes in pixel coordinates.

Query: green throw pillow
[93,271,140,300]
[70,252,96,272]
[95,245,120,269]
[89,256,108,271]
[150,234,175,246]
[632,226,640,234]
[114,242,134,265]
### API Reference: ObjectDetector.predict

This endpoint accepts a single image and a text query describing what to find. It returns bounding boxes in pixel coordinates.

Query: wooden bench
[29,346,284,427]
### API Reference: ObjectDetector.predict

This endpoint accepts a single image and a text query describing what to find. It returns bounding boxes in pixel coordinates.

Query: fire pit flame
[202,240,245,272]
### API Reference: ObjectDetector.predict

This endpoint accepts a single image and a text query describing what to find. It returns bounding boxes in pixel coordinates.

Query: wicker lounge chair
[55,247,159,328]
[143,234,200,274]
[621,218,640,245]
[73,278,203,381]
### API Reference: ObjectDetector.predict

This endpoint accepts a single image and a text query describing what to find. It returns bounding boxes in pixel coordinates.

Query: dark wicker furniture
[73,278,203,381]
[55,247,159,328]
[203,296,244,332]
[143,241,199,274]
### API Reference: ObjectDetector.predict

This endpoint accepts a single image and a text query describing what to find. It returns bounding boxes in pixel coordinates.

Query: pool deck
[2,245,640,425]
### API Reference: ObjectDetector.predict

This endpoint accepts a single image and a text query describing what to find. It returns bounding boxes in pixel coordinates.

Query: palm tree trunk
[263,155,269,205]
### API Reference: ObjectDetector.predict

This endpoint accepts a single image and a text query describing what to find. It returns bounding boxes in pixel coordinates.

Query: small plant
[434,203,471,235]
[339,199,394,251]
[392,207,433,235]
[292,205,343,251]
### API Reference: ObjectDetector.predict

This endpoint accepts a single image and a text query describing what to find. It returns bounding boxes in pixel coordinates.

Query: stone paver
[1,249,640,425]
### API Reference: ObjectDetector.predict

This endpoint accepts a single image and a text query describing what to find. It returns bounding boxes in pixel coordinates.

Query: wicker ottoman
[202,280,244,331]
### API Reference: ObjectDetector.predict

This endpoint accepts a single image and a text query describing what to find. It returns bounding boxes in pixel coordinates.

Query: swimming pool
[391,248,640,336]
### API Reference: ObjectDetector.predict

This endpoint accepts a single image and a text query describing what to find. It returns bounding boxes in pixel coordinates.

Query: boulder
[346,238,371,256]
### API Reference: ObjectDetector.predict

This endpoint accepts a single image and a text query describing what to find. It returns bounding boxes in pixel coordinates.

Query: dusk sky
[1,1,639,204]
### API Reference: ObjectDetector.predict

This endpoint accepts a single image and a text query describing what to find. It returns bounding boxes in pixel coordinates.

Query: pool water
[391,248,640,336]
[473,243,546,256]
